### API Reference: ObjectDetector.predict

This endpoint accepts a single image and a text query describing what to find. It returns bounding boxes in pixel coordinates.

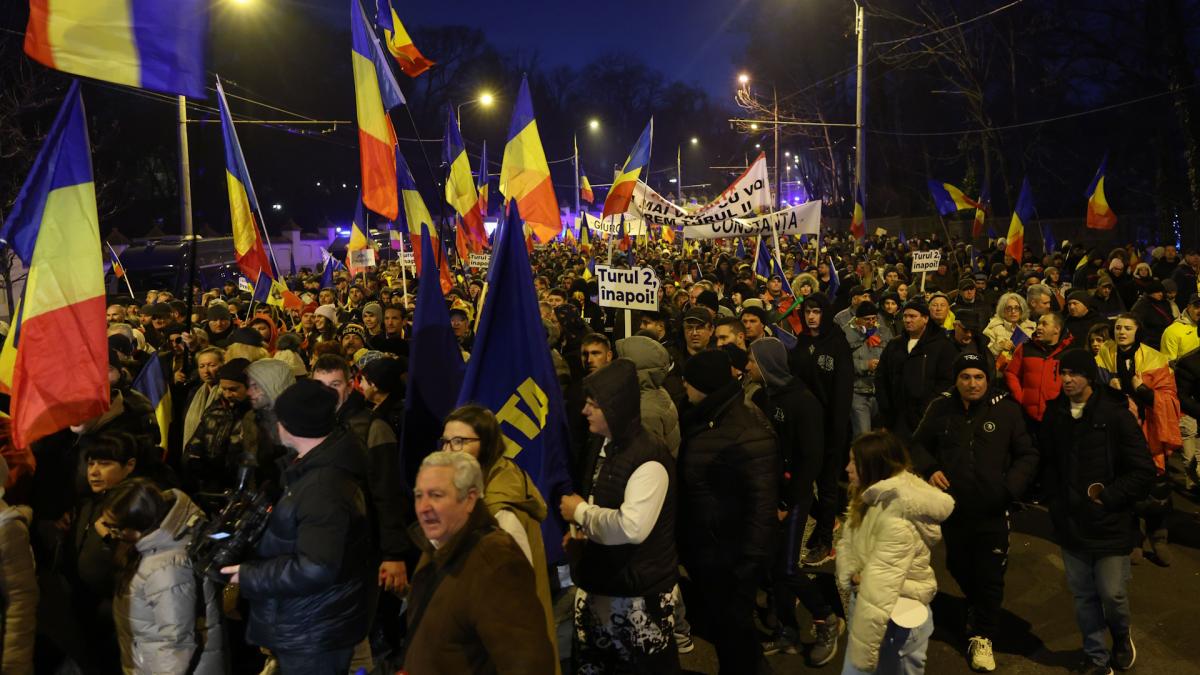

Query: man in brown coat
[405,450,555,674]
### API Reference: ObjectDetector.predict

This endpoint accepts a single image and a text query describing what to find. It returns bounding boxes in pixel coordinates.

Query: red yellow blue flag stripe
[24,0,209,98]
[602,119,653,221]
[1006,178,1034,263]
[444,108,485,253]
[927,180,980,215]
[216,79,275,293]
[352,0,405,220]
[376,0,434,78]
[0,81,108,447]
[850,182,866,240]
[500,76,560,244]
[1085,154,1117,231]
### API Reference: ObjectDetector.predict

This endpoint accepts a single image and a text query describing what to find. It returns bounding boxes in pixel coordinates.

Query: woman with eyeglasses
[99,478,226,673]
[983,292,1036,368]
[440,405,556,655]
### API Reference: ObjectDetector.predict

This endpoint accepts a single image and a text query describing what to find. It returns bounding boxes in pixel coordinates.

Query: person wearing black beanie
[910,346,1038,671]
[220,377,372,673]
[678,348,778,673]
[1039,347,1156,672]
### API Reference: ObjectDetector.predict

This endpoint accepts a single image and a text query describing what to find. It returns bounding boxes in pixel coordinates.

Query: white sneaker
[969,636,996,672]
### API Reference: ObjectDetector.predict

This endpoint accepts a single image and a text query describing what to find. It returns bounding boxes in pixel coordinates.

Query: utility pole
[677,145,683,203]
[178,95,193,237]
[573,135,581,222]
[773,86,781,210]
[854,1,866,192]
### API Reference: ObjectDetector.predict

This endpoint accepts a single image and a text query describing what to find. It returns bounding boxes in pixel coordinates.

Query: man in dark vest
[560,358,680,673]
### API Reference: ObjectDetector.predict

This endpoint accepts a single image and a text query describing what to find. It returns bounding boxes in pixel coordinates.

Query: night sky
[290,0,752,97]
[391,0,750,97]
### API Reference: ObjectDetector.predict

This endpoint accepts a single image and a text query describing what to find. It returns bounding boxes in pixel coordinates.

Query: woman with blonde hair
[837,431,954,675]
[984,292,1036,368]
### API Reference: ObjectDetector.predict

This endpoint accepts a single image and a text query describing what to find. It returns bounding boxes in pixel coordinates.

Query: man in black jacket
[875,299,958,440]
[788,293,853,565]
[748,338,844,665]
[911,353,1039,672]
[312,355,414,602]
[221,380,372,673]
[1039,350,1155,675]
[679,349,779,675]
[559,358,680,673]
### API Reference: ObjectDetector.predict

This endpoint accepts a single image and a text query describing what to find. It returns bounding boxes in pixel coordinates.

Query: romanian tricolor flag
[477,140,490,220]
[131,353,171,451]
[346,196,374,275]
[972,183,991,238]
[376,0,434,78]
[1086,154,1117,231]
[499,76,560,244]
[581,170,594,204]
[24,0,208,98]
[927,180,980,215]
[216,79,275,299]
[579,217,592,255]
[602,119,653,222]
[850,182,866,240]
[455,223,471,266]
[444,108,486,253]
[397,148,453,293]
[1005,178,1034,263]
[0,82,108,448]
[352,0,405,220]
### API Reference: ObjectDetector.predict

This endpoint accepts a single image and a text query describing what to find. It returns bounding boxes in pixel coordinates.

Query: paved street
[680,466,1200,674]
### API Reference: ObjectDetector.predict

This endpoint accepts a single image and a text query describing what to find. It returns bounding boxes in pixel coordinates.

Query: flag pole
[574,135,581,224]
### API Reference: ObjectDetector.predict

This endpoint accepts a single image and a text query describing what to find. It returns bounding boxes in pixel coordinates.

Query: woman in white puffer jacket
[837,431,955,674]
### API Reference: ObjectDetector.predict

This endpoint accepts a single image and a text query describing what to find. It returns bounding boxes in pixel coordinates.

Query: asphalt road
[679,464,1200,675]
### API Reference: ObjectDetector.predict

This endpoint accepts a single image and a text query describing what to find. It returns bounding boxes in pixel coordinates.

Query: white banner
[585,212,646,236]
[399,251,415,268]
[684,200,821,240]
[596,265,660,311]
[691,153,773,222]
[468,253,491,269]
[910,250,942,273]
[630,182,691,228]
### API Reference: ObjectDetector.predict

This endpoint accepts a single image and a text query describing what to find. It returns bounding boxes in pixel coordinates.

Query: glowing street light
[738,72,750,85]
[690,136,699,145]
[750,123,759,130]
[588,118,600,131]
[457,91,496,120]
[784,151,790,157]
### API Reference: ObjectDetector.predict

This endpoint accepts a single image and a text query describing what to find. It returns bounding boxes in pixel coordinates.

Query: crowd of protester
[1,229,1194,675]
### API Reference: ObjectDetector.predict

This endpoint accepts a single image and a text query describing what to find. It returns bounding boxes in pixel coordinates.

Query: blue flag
[1011,325,1030,347]
[131,352,171,449]
[735,237,747,260]
[755,237,771,279]
[458,200,573,563]
[827,255,840,300]
[319,249,344,289]
[401,234,466,487]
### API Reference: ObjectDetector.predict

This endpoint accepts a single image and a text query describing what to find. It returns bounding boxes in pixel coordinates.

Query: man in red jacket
[1005,312,1073,436]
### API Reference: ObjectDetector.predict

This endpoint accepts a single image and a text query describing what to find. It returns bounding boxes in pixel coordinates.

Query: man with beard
[245,359,296,489]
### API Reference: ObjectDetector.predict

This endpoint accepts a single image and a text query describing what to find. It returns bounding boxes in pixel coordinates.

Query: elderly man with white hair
[404,451,556,674]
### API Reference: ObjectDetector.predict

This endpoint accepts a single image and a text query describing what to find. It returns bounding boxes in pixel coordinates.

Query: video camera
[188,466,275,581]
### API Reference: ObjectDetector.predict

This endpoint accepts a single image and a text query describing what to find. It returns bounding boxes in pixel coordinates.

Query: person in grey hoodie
[102,478,226,674]
[0,455,36,675]
[843,301,893,440]
[615,335,682,456]
[747,338,843,665]
[246,358,297,488]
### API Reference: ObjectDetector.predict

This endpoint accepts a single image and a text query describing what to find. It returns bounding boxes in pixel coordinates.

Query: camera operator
[220,379,371,673]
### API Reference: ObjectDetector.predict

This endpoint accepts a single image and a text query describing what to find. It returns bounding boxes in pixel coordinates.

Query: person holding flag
[1004,310,1074,436]
[983,292,1038,371]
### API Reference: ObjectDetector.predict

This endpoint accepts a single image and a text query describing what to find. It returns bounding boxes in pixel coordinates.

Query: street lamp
[690,136,699,145]
[456,91,495,121]
[588,118,600,131]
[738,72,750,86]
